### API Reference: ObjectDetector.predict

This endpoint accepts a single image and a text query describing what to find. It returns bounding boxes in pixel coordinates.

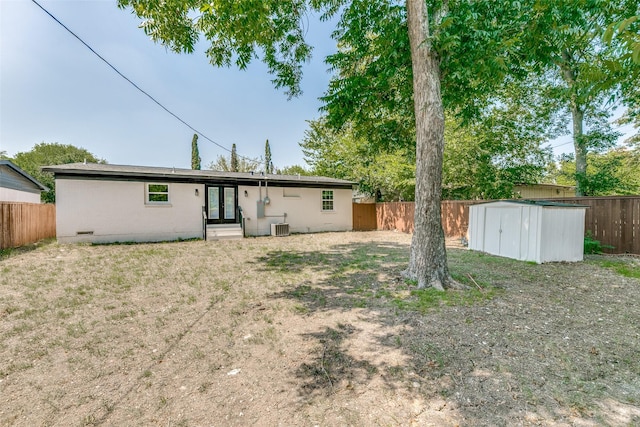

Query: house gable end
[0,162,47,194]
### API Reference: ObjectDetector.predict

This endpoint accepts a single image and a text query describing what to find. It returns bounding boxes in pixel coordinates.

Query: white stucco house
[42,163,355,244]
[0,160,48,203]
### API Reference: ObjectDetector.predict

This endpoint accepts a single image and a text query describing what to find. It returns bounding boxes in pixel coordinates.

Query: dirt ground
[1,231,639,426]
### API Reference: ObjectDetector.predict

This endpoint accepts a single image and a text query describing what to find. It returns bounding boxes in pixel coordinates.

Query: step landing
[206,224,243,241]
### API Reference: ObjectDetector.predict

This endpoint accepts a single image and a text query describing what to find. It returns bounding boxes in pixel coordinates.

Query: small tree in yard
[264,140,273,174]
[209,151,260,173]
[230,143,239,172]
[191,133,201,170]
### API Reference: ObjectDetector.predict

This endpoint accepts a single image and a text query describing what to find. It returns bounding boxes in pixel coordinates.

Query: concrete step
[207,223,242,229]
[206,224,243,241]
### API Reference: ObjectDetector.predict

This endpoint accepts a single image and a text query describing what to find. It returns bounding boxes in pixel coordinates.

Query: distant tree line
[3,142,106,203]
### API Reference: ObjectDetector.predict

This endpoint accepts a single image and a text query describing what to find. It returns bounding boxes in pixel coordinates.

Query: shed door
[484,207,520,258]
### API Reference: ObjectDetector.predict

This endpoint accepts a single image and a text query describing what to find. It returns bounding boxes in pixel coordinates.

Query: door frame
[205,185,238,224]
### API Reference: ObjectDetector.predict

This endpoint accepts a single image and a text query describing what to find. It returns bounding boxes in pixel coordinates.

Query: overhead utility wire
[30,0,259,163]
[547,122,636,150]
[549,140,574,149]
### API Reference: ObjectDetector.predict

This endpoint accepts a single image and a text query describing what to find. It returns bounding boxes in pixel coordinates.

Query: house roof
[42,163,356,189]
[0,160,48,192]
[473,199,589,208]
[514,183,576,190]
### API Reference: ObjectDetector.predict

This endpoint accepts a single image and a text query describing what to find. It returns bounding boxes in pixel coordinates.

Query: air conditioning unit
[271,223,290,237]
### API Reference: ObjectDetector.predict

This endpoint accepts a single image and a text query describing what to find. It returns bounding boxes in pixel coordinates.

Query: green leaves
[605,14,640,64]
[208,150,260,172]
[443,104,554,201]
[313,0,558,201]
[9,143,106,203]
[604,16,638,43]
[191,134,201,170]
[553,147,640,196]
[300,118,416,201]
[119,0,319,98]
[264,140,273,174]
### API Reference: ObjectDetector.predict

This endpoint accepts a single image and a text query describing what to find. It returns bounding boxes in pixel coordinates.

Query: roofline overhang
[471,199,589,208]
[0,160,49,191]
[42,167,356,190]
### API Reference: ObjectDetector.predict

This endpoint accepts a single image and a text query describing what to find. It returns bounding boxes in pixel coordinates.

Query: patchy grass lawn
[0,231,639,426]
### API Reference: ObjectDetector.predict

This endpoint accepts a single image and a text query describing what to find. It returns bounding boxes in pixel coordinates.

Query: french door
[206,185,237,224]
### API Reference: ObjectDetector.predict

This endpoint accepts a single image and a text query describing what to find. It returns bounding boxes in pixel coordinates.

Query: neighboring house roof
[42,163,356,189]
[514,183,575,190]
[0,160,48,192]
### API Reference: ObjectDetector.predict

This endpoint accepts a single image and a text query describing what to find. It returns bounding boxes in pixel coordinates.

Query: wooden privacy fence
[366,196,640,254]
[352,203,377,231]
[375,202,414,234]
[374,200,484,236]
[0,203,56,250]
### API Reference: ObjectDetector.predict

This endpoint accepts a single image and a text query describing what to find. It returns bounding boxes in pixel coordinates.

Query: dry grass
[0,231,639,426]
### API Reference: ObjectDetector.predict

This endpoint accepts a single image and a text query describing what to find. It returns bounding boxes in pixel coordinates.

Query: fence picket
[0,203,56,249]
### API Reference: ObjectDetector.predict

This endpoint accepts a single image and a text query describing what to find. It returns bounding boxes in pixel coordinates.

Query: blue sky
[0,0,337,169]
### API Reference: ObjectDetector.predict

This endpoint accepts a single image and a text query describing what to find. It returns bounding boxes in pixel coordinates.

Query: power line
[547,120,638,150]
[30,0,260,164]
[548,140,574,149]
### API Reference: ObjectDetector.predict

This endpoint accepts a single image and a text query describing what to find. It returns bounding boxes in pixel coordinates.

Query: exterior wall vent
[271,223,290,237]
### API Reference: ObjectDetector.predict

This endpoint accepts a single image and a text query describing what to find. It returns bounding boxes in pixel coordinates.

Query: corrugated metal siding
[468,202,585,263]
[540,208,585,262]
[542,197,640,254]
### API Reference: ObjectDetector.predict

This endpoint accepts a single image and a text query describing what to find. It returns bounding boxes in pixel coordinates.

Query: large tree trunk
[571,106,587,196]
[404,0,455,290]
[559,50,587,196]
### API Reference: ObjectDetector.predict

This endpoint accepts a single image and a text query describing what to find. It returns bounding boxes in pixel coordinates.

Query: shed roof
[0,160,48,191]
[42,163,355,189]
[472,199,589,208]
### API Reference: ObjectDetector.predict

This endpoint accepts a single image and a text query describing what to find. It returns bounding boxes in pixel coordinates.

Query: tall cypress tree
[264,139,273,174]
[230,143,239,172]
[191,134,201,170]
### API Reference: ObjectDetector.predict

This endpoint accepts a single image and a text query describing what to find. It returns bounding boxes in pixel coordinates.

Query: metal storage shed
[468,200,588,263]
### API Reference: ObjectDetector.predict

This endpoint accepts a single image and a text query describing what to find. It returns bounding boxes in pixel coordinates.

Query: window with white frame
[322,190,334,211]
[146,183,170,204]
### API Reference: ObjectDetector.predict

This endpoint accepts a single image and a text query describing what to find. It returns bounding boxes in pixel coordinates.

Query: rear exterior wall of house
[55,178,352,243]
[238,185,353,236]
[56,179,205,243]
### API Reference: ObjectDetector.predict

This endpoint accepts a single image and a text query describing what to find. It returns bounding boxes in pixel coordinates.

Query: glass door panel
[208,187,220,220]
[224,187,235,220]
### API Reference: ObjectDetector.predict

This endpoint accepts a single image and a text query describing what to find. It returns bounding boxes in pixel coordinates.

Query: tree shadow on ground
[0,239,55,260]
[260,241,410,313]
[295,323,379,398]
[257,241,468,414]
[255,239,640,425]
